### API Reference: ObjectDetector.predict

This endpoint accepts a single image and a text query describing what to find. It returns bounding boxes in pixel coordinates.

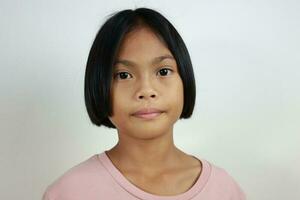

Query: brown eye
[114,72,132,80]
[158,68,173,76]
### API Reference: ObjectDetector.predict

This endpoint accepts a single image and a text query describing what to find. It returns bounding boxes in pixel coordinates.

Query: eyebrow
[113,54,175,68]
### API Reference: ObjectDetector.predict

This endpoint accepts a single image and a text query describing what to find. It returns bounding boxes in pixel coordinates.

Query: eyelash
[113,67,173,80]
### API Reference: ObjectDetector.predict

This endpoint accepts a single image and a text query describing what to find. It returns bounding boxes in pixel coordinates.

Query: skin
[106,25,202,195]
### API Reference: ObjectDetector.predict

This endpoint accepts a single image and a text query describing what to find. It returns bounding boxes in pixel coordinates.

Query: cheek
[168,76,184,97]
[173,78,184,110]
[110,87,132,116]
[163,78,184,112]
[108,102,129,130]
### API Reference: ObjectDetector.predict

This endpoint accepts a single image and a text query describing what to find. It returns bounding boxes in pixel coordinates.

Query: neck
[106,127,185,174]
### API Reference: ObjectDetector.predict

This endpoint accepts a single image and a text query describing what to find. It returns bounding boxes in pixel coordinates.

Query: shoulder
[202,159,247,200]
[42,154,107,200]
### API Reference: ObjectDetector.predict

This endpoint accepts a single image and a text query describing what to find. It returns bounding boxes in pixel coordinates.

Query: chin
[131,131,166,140]
[134,123,170,134]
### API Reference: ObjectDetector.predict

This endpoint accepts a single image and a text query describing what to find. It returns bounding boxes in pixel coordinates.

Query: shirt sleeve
[42,189,52,200]
[229,175,247,200]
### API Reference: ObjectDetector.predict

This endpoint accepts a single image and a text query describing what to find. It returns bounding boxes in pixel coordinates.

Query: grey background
[1,0,299,199]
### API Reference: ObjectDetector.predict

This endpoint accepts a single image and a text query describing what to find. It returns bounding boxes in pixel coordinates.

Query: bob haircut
[84,7,196,129]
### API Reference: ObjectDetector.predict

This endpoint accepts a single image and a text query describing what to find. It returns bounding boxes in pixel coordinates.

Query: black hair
[84,7,196,129]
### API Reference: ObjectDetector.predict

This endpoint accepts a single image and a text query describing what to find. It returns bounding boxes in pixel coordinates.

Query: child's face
[108,26,184,139]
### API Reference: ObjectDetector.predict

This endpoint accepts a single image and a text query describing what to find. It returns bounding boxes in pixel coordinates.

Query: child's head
[84,8,196,130]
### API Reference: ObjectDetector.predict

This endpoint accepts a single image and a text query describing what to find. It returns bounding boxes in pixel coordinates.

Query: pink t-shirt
[42,151,246,200]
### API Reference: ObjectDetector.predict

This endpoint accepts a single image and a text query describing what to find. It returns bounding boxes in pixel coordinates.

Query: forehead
[115,26,172,59]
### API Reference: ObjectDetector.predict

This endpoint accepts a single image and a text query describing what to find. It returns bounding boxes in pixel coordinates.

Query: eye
[113,67,173,80]
[158,67,173,76]
[114,72,132,80]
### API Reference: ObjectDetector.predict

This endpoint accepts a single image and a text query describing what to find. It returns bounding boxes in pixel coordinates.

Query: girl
[43,7,246,200]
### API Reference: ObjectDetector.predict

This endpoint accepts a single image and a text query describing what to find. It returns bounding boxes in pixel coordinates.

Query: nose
[136,77,158,101]
[138,93,156,100]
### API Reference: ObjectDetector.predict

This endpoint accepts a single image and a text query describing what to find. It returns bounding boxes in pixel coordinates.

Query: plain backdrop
[1,0,299,200]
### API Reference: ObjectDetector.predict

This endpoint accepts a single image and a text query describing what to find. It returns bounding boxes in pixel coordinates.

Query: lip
[134,112,162,119]
[132,108,163,115]
[132,108,164,119]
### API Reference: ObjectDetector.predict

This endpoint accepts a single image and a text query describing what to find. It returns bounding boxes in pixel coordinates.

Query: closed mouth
[133,111,163,119]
